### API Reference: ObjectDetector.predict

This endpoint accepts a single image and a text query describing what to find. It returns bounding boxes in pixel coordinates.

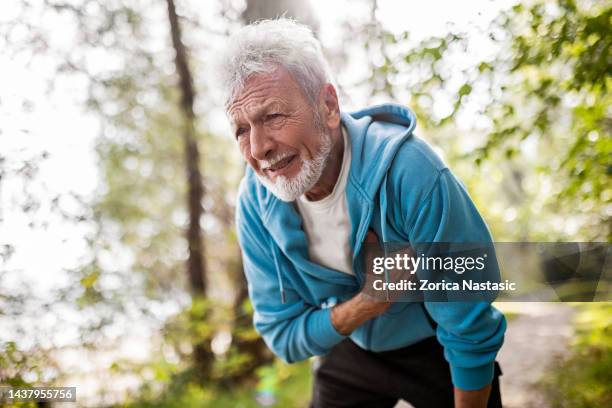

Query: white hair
[214,18,334,110]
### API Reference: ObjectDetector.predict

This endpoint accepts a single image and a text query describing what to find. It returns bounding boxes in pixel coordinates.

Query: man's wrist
[454,384,492,408]
[330,298,360,335]
[330,293,390,335]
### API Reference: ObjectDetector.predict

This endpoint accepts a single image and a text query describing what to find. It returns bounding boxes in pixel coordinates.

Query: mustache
[259,151,295,170]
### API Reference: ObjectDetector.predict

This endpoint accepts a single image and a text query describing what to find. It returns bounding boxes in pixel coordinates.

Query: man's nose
[250,126,276,161]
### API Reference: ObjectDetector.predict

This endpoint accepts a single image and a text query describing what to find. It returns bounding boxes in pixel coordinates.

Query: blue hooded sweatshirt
[236,103,506,391]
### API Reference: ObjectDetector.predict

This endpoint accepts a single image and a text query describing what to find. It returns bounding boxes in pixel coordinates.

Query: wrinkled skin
[227,66,343,201]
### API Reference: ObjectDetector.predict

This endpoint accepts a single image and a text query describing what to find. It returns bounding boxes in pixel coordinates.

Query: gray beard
[256,130,333,202]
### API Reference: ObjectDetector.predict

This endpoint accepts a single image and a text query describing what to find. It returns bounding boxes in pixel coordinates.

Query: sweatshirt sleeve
[236,191,346,363]
[407,169,507,391]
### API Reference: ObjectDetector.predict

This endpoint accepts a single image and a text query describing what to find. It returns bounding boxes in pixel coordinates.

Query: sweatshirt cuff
[312,307,347,350]
[450,362,495,391]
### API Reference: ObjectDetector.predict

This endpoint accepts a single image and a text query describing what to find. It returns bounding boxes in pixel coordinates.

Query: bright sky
[0,0,516,401]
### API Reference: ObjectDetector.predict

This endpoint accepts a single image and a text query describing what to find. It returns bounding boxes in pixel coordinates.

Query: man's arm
[237,190,348,363]
[397,167,506,403]
[411,170,506,395]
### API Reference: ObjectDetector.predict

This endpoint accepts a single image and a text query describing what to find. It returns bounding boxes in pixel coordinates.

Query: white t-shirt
[296,126,354,275]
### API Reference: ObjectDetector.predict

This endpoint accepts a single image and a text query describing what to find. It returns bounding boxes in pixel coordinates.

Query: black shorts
[310,336,502,408]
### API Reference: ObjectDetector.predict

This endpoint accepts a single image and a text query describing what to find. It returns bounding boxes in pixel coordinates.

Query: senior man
[216,19,505,408]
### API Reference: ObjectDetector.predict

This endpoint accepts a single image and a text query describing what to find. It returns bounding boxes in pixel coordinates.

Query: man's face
[227,67,332,201]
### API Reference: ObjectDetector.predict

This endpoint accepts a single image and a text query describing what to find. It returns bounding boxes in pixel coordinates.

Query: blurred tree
[216,0,321,386]
[474,0,611,241]
[242,0,319,31]
[0,0,321,395]
[361,0,610,241]
[0,149,65,394]
[165,0,213,382]
[0,0,239,395]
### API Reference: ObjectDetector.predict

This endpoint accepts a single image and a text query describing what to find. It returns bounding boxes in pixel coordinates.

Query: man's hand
[331,230,390,335]
[330,292,390,335]
[454,384,492,408]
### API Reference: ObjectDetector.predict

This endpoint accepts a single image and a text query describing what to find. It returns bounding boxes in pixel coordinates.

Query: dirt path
[495,303,575,408]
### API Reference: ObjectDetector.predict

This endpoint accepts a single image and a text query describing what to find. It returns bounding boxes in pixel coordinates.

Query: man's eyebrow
[251,102,284,118]
[230,101,285,126]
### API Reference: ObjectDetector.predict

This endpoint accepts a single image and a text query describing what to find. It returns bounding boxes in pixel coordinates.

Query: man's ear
[319,84,340,129]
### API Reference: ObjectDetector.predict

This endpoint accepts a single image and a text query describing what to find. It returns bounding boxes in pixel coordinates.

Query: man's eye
[265,113,284,122]
[235,127,249,138]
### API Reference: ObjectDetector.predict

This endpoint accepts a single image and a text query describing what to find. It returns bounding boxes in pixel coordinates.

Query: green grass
[117,359,312,408]
[539,303,612,408]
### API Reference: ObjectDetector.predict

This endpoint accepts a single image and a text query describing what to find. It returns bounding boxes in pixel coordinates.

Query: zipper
[351,200,373,289]
[270,241,286,304]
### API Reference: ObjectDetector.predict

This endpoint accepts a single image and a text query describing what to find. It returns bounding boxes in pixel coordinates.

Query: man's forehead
[228,99,283,124]
[227,68,300,118]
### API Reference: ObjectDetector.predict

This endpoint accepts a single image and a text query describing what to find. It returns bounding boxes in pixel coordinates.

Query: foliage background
[0,0,609,406]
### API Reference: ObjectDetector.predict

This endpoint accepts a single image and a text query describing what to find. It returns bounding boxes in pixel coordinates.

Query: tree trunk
[165,0,212,382]
[242,0,319,32]
[221,0,320,385]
